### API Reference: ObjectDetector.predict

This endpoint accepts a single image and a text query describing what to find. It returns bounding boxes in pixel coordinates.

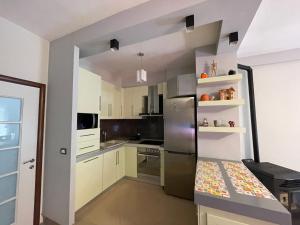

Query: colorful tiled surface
[195,161,230,198]
[222,161,275,200]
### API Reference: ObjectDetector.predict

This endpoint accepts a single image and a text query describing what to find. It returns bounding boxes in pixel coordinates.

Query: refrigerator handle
[165,150,195,155]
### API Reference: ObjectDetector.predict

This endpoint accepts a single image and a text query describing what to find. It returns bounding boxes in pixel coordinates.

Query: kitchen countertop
[76,139,164,163]
[194,157,292,225]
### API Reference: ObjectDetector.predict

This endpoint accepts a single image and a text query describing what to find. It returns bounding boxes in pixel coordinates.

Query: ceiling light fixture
[110,39,119,51]
[137,52,147,83]
[229,32,239,46]
[185,15,194,32]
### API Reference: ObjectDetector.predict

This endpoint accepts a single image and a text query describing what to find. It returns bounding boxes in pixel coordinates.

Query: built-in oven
[77,113,98,130]
[137,147,160,185]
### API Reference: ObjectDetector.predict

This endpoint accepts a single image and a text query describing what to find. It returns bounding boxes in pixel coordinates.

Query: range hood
[139,85,163,116]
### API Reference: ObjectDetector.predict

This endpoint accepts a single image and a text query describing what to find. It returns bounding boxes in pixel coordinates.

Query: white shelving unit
[197,74,242,85]
[198,99,245,107]
[198,126,246,133]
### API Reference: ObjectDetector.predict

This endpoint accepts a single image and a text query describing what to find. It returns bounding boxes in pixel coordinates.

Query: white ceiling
[0,0,149,41]
[80,22,220,86]
[238,0,300,57]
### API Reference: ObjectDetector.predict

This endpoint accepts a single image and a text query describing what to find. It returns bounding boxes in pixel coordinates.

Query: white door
[0,81,39,225]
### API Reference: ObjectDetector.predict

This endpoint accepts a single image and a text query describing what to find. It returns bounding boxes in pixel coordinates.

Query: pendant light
[137,52,147,83]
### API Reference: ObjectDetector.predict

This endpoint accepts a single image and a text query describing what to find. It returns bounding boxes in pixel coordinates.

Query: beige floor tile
[75,179,197,225]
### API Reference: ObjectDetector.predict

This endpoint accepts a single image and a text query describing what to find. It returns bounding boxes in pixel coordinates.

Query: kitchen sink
[100,140,125,150]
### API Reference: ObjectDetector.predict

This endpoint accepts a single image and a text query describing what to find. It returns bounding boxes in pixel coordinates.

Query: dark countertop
[194,157,292,225]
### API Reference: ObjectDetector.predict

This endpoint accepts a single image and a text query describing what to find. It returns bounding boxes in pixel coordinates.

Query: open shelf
[197,74,242,85]
[198,99,244,107]
[198,126,246,133]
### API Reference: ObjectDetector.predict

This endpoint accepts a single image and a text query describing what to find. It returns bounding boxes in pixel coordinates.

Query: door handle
[23,158,35,165]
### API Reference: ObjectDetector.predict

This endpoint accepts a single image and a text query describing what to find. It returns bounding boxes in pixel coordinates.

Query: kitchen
[40,1,297,225]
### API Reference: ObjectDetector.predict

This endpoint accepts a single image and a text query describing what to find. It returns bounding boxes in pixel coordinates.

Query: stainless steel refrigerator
[164,97,196,200]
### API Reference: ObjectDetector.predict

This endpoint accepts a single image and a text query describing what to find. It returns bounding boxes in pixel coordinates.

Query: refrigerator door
[164,151,196,200]
[164,97,195,154]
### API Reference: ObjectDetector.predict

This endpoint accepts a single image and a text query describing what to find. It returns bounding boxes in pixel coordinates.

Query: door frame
[0,74,46,225]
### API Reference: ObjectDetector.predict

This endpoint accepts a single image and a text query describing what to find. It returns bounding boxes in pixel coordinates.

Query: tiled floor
[75,179,197,225]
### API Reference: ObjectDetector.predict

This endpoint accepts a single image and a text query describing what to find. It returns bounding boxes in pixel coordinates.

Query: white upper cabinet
[78,68,101,114]
[101,80,123,119]
[123,85,147,118]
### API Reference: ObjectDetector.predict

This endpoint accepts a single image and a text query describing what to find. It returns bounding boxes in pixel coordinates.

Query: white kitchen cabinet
[101,80,123,119]
[103,147,126,190]
[101,80,114,118]
[78,68,101,114]
[123,86,147,118]
[77,139,100,156]
[103,149,117,190]
[198,206,276,225]
[77,128,100,143]
[75,155,103,211]
[125,146,137,178]
[116,147,126,180]
[158,82,167,99]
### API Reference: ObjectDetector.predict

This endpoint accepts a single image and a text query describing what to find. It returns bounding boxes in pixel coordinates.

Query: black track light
[110,39,119,51]
[185,15,194,32]
[229,32,239,46]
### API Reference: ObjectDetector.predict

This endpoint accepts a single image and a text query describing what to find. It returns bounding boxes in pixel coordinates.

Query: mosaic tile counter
[194,157,292,225]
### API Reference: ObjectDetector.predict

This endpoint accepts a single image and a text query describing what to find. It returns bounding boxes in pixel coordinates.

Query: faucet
[102,130,107,142]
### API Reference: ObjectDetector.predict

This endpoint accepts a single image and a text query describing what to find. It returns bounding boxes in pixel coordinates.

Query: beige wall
[252,60,300,172]
[0,16,49,83]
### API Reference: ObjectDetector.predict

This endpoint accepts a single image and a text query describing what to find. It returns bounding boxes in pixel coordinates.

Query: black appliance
[77,113,98,130]
[243,160,300,224]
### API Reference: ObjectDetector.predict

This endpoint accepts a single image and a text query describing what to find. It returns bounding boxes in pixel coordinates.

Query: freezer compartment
[164,151,196,200]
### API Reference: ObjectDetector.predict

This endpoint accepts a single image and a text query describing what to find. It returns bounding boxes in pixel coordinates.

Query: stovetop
[139,140,164,145]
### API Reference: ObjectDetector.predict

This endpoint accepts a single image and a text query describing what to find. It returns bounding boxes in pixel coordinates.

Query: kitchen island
[194,157,291,225]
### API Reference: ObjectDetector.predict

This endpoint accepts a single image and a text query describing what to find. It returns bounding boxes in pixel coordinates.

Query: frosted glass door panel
[0,200,16,225]
[0,124,20,149]
[0,174,17,203]
[0,97,22,122]
[0,148,19,176]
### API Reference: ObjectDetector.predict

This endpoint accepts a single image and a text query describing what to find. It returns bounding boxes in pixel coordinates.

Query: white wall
[250,60,300,172]
[0,16,49,223]
[0,16,49,83]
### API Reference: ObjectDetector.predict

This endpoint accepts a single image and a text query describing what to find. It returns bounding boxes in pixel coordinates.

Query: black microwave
[77,113,98,130]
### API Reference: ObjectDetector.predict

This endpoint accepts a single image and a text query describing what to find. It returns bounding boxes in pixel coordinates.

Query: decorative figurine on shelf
[202,118,209,127]
[228,70,237,75]
[210,60,217,77]
[200,94,210,101]
[219,87,236,100]
[219,89,226,100]
[200,73,208,79]
[227,87,235,100]
[228,121,235,127]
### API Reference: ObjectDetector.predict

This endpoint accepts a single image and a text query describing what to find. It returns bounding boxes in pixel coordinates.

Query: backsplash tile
[100,117,164,141]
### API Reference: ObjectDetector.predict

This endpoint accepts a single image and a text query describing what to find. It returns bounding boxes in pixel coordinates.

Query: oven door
[137,148,160,177]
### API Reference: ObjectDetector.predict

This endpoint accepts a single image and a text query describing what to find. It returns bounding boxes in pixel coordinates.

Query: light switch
[59,148,67,155]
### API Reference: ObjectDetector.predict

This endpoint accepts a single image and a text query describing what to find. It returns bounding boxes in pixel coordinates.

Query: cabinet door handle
[117,151,119,165]
[116,152,118,165]
[80,134,95,137]
[131,105,134,116]
[99,96,101,111]
[83,157,99,163]
[80,145,95,150]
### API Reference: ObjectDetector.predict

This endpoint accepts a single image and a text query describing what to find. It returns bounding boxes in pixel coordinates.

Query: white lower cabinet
[103,147,125,191]
[75,155,103,211]
[198,206,276,225]
[125,146,137,178]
